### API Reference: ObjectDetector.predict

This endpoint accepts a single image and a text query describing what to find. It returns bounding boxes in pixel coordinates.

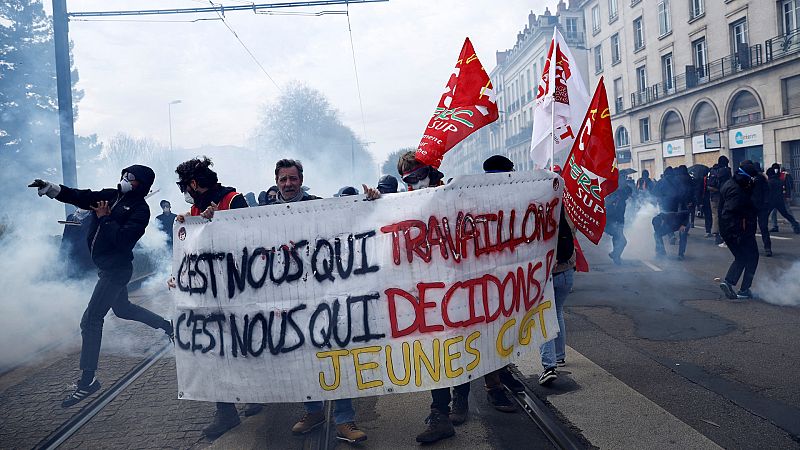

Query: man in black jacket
[751,164,773,256]
[766,167,800,234]
[719,162,760,300]
[604,183,630,264]
[30,165,173,407]
[709,156,732,244]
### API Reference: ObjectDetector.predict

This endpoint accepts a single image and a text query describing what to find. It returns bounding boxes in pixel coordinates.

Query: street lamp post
[168,100,182,152]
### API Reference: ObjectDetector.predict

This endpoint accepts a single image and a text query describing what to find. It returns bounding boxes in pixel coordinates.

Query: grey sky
[61,0,560,162]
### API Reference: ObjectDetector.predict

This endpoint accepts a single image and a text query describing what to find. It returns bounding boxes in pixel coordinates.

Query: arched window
[615,127,630,147]
[729,90,762,125]
[691,101,719,133]
[661,111,684,139]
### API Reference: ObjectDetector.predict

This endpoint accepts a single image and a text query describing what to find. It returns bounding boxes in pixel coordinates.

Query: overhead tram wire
[208,1,281,90]
[66,1,389,18]
[345,2,368,140]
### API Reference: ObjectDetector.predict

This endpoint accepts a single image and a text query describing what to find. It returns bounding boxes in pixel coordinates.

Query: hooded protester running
[29,165,174,408]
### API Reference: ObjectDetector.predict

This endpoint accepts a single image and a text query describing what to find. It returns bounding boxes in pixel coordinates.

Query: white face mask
[410,176,430,190]
[184,191,195,204]
[118,179,133,194]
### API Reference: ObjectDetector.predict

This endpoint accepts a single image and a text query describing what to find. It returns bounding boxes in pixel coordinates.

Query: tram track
[33,341,172,450]
[507,364,586,450]
[0,272,160,377]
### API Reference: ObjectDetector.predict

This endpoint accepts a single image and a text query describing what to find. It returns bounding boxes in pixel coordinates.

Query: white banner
[172,172,562,403]
[729,125,763,149]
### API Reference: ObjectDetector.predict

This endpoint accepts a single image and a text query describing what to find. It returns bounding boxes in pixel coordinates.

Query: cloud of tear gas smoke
[754,261,800,307]
[0,212,91,371]
[621,200,660,260]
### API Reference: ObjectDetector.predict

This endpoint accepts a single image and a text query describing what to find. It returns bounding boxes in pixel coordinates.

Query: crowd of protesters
[618,156,798,300]
[30,147,796,445]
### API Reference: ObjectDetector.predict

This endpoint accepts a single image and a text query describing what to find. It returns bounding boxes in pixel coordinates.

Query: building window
[783,0,800,34]
[636,65,648,94]
[662,53,674,93]
[658,0,671,36]
[693,37,708,79]
[783,75,800,114]
[594,45,604,73]
[730,90,762,125]
[730,18,749,63]
[639,117,651,143]
[691,101,719,132]
[592,6,601,34]
[615,127,630,147]
[611,33,621,64]
[633,17,645,51]
[566,17,579,39]
[690,0,705,20]
[609,0,618,21]
[614,77,624,112]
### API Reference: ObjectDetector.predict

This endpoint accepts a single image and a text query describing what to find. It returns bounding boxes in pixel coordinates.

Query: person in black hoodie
[30,165,173,407]
[709,156,732,245]
[751,164,773,256]
[766,167,800,234]
[718,161,760,300]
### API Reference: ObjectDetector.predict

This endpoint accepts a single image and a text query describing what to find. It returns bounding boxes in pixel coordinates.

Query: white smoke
[754,261,800,306]
[622,200,660,260]
[0,212,89,370]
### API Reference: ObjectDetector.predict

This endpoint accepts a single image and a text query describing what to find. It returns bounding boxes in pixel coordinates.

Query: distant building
[576,0,800,193]
[441,1,590,177]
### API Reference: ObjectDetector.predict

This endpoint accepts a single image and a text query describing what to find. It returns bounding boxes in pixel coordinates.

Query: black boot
[449,391,469,425]
[243,403,264,417]
[61,378,101,407]
[415,410,455,444]
[498,366,525,393]
[203,403,241,439]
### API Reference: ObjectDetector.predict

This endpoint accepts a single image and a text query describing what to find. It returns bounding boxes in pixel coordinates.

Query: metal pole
[168,103,174,152]
[52,0,77,217]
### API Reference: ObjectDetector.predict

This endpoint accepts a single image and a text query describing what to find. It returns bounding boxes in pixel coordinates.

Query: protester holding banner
[539,204,576,385]
[277,158,379,444]
[396,151,463,443]
[173,157,263,439]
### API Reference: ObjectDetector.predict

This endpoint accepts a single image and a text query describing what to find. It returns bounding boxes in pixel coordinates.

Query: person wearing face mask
[393,151,463,444]
[155,200,177,250]
[174,156,248,222]
[718,161,760,300]
[398,151,445,192]
[29,165,174,408]
[172,157,264,438]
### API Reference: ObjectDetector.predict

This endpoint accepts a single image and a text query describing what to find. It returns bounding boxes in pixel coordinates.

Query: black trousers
[702,200,713,234]
[430,382,471,414]
[770,201,800,229]
[604,221,627,259]
[757,210,771,250]
[653,214,688,257]
[723,235,759,291]
[80,266,168,371]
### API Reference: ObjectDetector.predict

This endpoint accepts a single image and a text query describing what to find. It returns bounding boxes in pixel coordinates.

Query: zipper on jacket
[90,194,124,258]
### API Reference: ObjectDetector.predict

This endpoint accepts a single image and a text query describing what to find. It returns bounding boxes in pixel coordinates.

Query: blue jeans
[539,269,574,369]
[304,399,355,425]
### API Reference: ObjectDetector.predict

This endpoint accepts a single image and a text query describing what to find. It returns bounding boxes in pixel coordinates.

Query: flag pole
[549,29,557,170]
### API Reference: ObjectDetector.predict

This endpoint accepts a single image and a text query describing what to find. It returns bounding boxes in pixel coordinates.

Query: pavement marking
[641,260,663,272]
[756,233,792,240]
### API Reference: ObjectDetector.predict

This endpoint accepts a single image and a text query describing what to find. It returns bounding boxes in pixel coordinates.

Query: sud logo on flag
[416,37,499,168]
[562,77,619,244]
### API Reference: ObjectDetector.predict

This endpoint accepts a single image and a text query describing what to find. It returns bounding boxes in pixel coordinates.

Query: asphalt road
[563,214,800,449]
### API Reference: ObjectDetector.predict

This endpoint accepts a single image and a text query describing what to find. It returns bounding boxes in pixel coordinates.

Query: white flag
[530,28,590,170]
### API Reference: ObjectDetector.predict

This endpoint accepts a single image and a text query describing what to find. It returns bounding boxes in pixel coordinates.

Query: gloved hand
[28,179,61,198]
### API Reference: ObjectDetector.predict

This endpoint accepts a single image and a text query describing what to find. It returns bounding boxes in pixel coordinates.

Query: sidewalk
[207,345,721,449]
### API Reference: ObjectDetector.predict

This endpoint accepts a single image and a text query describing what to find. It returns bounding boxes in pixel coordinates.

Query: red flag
[416,37,499,168]
[562,77,619,244]
[573,237,590,272]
